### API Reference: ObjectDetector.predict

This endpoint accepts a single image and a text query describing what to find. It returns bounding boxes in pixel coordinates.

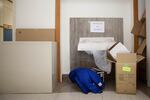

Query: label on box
[122,64,131,72]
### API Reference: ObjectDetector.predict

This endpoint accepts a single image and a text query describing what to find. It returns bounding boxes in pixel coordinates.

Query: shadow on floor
[53,75,115,93]
[137,81,150,97]
[53,75,150,98]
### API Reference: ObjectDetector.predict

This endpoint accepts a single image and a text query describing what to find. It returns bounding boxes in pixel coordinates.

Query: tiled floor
[0,76,150,100]
[0,91,150,100]
[54,75,150,97]
[54,75,116,93]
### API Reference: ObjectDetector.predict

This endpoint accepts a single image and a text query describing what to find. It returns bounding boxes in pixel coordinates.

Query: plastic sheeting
[78,37,116,51]
[85,50,111,74]
[77,37,116,74]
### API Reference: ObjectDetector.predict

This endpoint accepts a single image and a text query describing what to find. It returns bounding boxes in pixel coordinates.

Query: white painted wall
[60,0,134,74]
[146,0,150,87]
[15,0,54,28]
[0,42,57,93]
[50,0,55,28]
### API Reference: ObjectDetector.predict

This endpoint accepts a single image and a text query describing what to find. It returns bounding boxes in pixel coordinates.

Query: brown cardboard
[16,29,55,41]
[107,42,118,62]
[137,39,146,55]
[0,25,3,28]
[116,53,136,63]
[3,24,12,29]
[107,43,145,63]
[116,53,137,94]
[131,13,146,38]
[137,55,145,63]
[106,43,145,94]
[107,52,116,63]
[108,42,130,61]
[107,53,145,63]
[139,21,146,38]
[131,20,143,36]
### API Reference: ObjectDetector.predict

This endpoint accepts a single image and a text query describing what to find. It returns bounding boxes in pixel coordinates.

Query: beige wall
[0,42,57,93]
[15,0,52,28]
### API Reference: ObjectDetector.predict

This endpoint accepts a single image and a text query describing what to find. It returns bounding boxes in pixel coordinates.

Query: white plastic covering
[78,37,116,51]
[78,37,116,74]
[86,50,111,74]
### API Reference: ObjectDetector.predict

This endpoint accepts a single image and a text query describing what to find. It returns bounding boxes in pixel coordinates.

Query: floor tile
[0,91,149,100]
[128,91,150,100]
[102,91,131,100]
[80,93,102,100]
[55,92,79,100]
[0,94,56,100]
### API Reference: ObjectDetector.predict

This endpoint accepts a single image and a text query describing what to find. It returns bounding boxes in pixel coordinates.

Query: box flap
[137,55,145,63]
[108,54,145,63]
[107,43,118,63]
[108,42,119,51]
[107,59,116,63]
[117,53,136,63]
[107,51,116,63]
[137,39,146,55]
[109,42,130,60]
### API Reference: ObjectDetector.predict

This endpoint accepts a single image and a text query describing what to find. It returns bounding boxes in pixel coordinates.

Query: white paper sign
[90,21,105,33]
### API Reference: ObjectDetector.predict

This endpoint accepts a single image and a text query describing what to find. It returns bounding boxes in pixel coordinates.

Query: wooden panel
[70,18,123,70]
[56,0,61,82]
[133,0,139,52]
[16,29,55,41]
[0,42,56,93]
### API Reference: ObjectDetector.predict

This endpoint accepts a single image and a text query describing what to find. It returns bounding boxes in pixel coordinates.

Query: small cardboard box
[107,42,145,94]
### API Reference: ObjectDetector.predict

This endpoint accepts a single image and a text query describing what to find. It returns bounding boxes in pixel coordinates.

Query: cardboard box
[107,42,145,94]
[116,53,136,94]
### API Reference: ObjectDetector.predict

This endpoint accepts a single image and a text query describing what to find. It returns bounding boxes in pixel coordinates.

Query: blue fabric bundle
[69,67,104,94]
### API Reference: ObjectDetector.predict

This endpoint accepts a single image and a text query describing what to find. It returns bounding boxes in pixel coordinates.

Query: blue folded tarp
[69,67,104,94]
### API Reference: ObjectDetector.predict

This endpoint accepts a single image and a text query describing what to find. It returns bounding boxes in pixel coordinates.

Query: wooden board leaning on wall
[16,29,55,41]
